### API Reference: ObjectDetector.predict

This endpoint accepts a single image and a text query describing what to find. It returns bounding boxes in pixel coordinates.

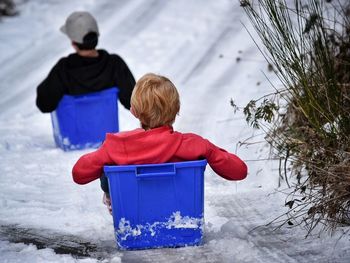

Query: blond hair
[131,73,180,130]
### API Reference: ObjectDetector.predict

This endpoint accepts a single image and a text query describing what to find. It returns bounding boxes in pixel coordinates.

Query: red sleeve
[72,143,112,184]
[205,139,248,181]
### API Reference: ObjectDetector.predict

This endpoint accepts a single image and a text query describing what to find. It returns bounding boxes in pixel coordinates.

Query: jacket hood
[104,126,183,165]
[62,49,115,91]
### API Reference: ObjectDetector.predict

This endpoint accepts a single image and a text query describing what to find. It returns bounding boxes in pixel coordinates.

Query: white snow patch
[117,211,203,241]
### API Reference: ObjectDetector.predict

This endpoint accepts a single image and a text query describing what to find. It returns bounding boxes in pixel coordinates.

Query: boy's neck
[141,124,173,131]
[76,49,99,58]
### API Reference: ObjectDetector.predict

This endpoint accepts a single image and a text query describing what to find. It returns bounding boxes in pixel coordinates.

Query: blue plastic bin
[104,159,207,250]
[51,87,119,151]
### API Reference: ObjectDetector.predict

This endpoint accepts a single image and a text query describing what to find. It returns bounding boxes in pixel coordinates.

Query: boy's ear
[130,107,138,118]
[72,42,79,52]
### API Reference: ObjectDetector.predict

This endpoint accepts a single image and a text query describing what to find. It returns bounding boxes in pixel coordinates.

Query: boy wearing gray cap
[36,11,136,113]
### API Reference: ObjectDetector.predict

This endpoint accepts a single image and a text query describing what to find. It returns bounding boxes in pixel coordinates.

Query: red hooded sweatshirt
[72,126,247,184]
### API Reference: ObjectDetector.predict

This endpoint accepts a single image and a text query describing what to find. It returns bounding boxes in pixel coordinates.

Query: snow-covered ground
[0,0,349,262]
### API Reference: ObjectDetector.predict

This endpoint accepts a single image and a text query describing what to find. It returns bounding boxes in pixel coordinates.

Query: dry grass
[240,0,350,236]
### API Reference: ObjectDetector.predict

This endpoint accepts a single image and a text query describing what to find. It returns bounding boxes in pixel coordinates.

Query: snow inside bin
[51,87,119,151]
[104,159,207,250]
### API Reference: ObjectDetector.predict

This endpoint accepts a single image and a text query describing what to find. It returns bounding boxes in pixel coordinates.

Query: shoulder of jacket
[63,52,77,61]
[54,54,73,68]
[98,49,118,58]
[180,132,206,142]
[53,57,65,66]
[108,53,126,64]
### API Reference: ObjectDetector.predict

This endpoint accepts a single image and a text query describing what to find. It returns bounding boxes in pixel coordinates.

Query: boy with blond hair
[72,73,247,212]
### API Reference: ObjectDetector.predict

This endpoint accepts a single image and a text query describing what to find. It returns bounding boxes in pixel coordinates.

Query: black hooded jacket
[36,49,136,113]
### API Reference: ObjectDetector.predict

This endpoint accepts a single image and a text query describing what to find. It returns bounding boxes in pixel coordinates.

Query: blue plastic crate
[104,159,207,250]
[51,87,119,151]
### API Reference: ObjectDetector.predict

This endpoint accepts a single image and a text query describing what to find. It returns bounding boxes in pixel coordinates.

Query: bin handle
[136,164,176,179]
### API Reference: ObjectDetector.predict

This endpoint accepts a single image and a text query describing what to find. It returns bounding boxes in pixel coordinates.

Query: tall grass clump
[240,0,350,235]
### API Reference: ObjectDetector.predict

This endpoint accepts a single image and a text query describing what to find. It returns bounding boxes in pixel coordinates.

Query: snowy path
[0,0,349,262]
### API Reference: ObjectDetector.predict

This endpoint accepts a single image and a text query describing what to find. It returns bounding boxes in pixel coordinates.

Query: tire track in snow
[171,17,271,151]
[163,23,235,85]
[173,22,247,139]
[213,194,300,263]
[103,0,168,42]
[206,192,350,263]
[117,192,297,263]
[120,247,225,263]
[180,26,235,85]
[0,223,118,260]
